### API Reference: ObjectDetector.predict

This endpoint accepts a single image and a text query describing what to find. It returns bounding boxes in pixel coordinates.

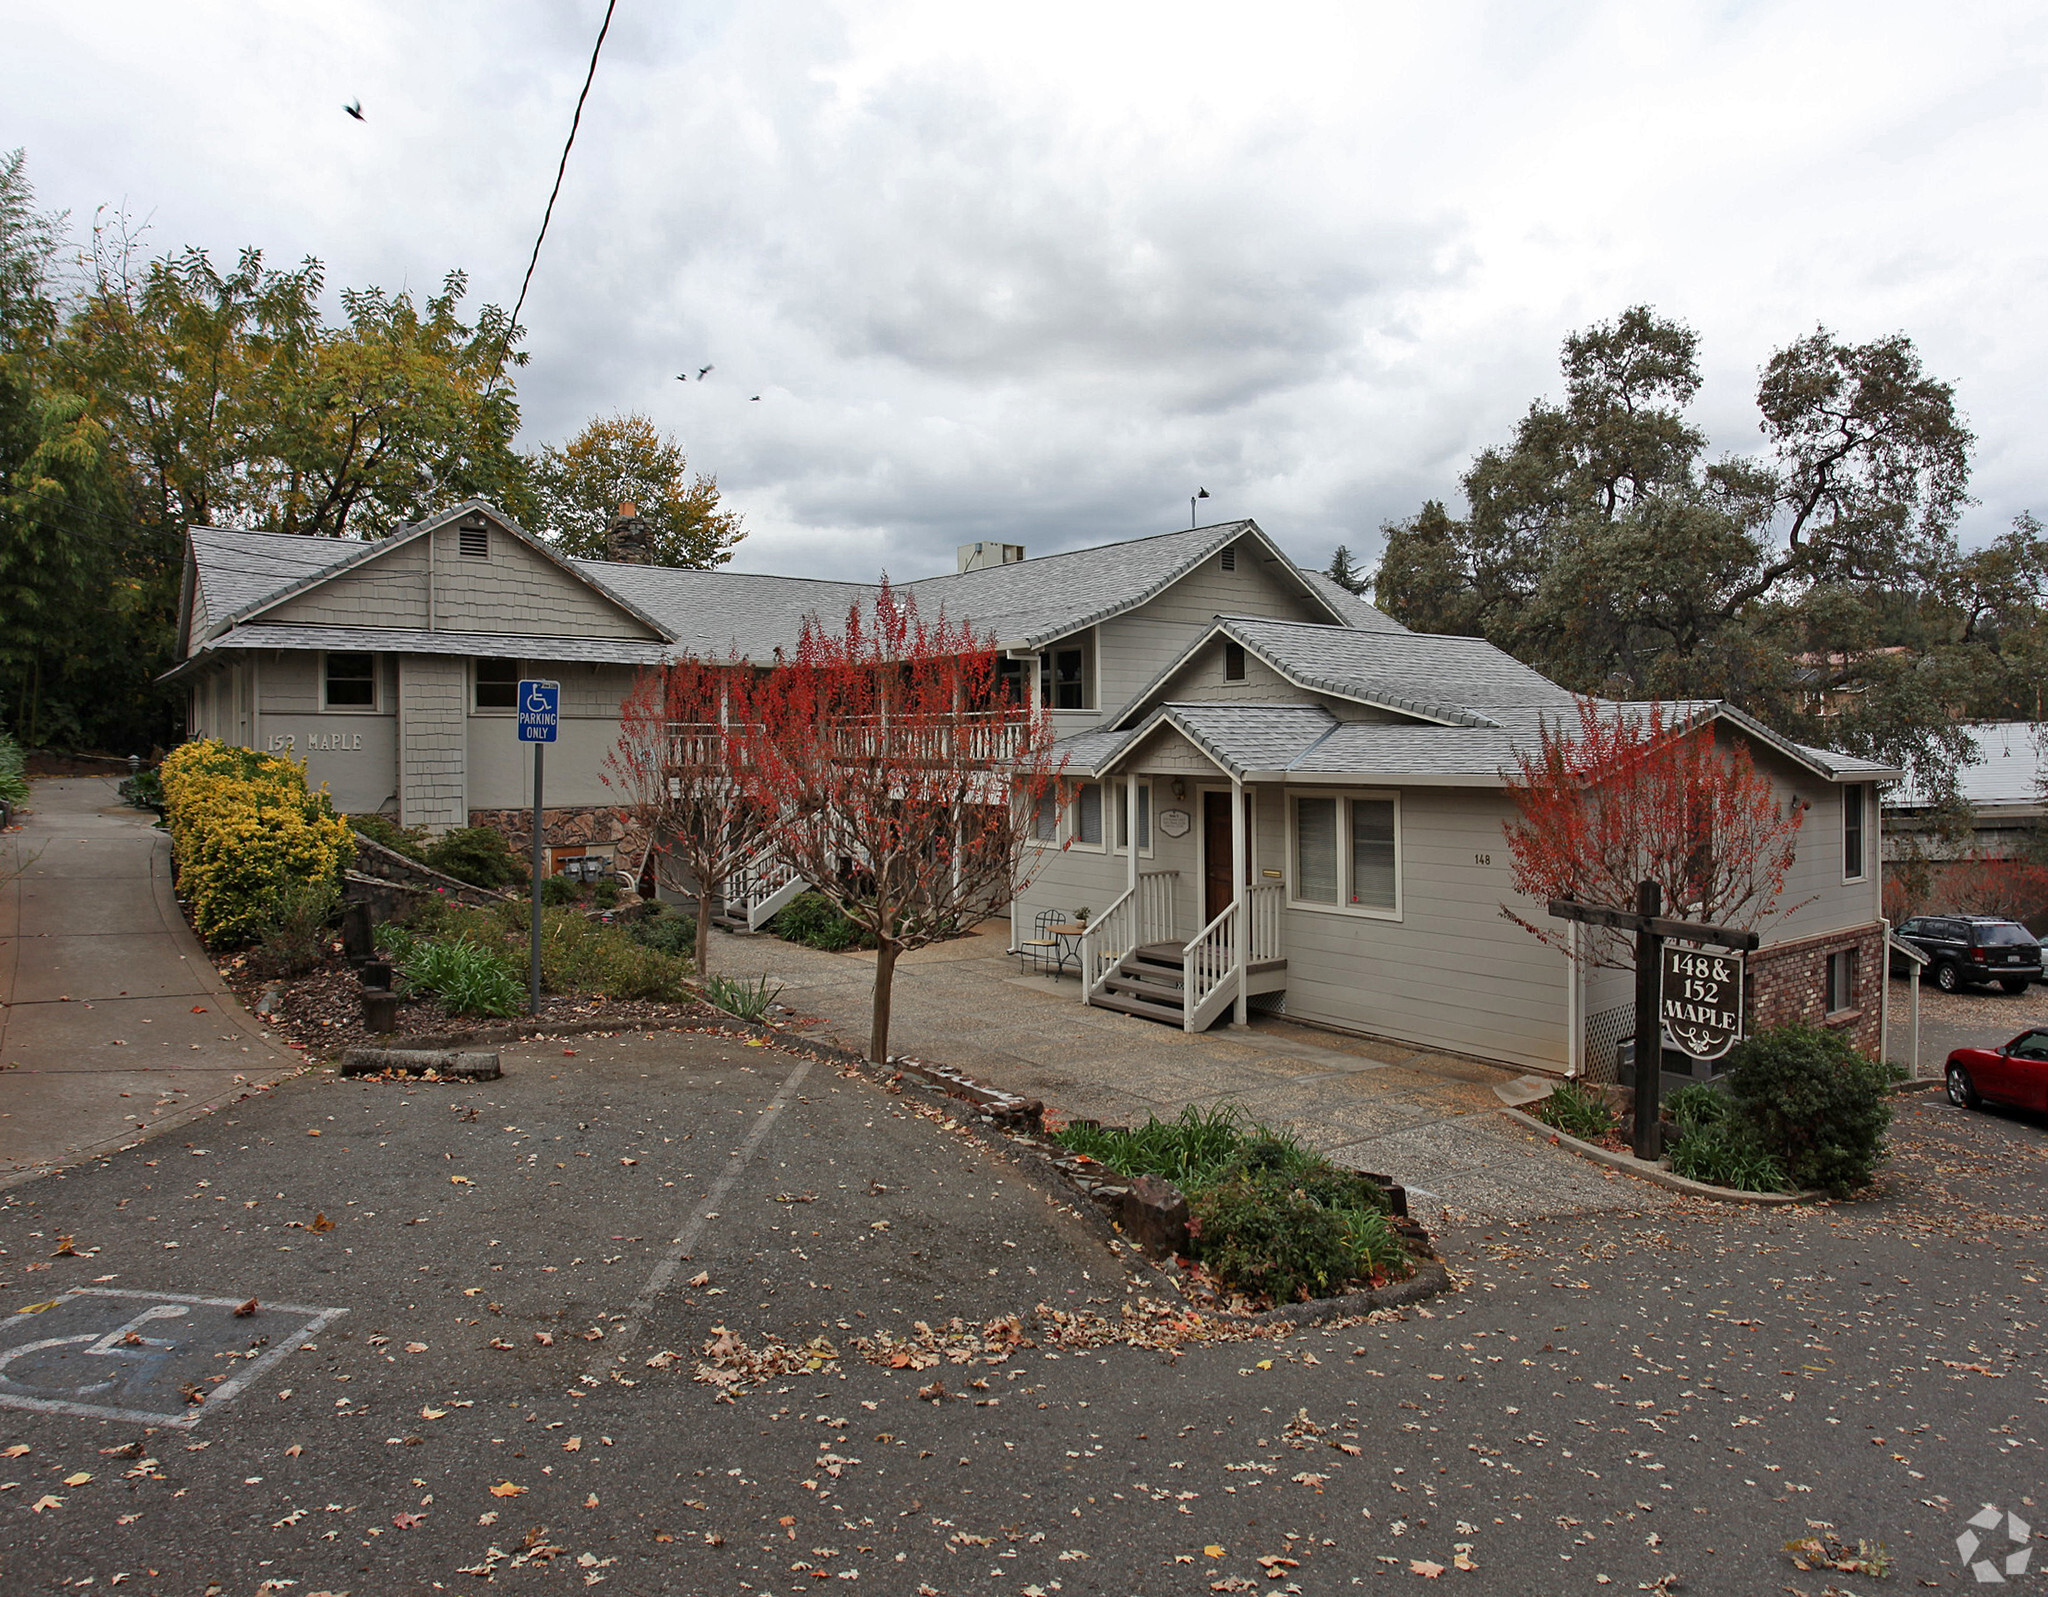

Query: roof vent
[957,541,1025,573]
[1220,546,1236,572]
[458,518,490,559]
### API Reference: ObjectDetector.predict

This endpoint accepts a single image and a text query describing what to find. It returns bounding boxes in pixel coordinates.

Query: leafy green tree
[1370,305,1995,803]
[531,412,743,567]
[1325,544,1367,595]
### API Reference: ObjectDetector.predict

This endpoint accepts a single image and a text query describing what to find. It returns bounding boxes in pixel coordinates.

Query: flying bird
[344,100,365,121]
[750,395,761,401]
[697,365,713,379]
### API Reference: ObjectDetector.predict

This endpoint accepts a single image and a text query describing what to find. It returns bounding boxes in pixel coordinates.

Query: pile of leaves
[1056,1107,1410,1306]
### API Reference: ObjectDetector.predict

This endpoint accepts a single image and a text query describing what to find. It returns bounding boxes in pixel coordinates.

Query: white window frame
[1069,780,1108,852]
[1825,947,1858,1015]
[1026,784,1062,849]
[1112,779,1154,859]
[1287,788,1402,921]
[321,650,380,713]
[472,656,523,714]
[1842,783,1867,882]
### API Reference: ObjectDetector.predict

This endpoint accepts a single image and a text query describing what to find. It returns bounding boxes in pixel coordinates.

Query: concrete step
[1088,990,1186,1026]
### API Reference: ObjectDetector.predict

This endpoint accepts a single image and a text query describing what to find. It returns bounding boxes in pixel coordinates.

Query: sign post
[517,680,560,1017]
[1547,887,1759,1161]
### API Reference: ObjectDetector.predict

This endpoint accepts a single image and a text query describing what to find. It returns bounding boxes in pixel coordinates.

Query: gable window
[1116,780,1152,853]
[1072,782,1105,848]
[1040,646,1086,711]
[324,652,376,709]
[1291,791,1400,917]
[475,658,521,710]
[1825,948,1857,1014]
[458,521,490,559]
[1842,784,1866,881]
[1224,641,1246,682]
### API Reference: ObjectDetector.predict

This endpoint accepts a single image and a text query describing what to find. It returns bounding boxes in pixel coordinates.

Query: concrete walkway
[709,921,1661,1225]
[0,777,304,1184]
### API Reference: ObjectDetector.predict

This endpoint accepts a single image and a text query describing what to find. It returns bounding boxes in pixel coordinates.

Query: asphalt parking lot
[0,1029,2037,1595]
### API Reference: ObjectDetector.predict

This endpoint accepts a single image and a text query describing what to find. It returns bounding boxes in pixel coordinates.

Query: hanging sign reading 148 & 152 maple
[1660,945,1745,1061]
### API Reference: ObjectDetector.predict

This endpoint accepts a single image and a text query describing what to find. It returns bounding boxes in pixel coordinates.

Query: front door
[1203,790,1234,927]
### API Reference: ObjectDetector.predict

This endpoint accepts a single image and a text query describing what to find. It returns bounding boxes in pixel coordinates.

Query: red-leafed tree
[735,584,1064,1061]
[605,654,766,974]
[1501,698,1808,966]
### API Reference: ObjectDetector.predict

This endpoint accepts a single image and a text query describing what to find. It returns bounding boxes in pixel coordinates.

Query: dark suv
[1891,915,2043,993]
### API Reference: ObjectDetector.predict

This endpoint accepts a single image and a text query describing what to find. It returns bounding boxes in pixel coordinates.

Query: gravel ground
[0,1029,2038,1594]
[1884,972,2048,1078]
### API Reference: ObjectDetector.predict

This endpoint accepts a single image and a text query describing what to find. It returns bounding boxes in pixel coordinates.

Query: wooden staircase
[1089,942,1191,1025]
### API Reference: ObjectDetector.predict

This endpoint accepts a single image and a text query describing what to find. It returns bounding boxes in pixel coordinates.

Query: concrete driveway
[0,778,303,1183]
[709,923,1657,1227]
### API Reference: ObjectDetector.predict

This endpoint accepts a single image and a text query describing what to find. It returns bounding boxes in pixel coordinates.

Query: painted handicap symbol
[0,1303,188,1406]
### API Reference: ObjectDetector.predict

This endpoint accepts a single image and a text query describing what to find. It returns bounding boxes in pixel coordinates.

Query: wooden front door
[1203,790,1234,927]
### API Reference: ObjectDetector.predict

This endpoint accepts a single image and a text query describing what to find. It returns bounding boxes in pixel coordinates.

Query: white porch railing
[724,846,806,931]
[1080,871,1178,1000]
[1182,882,1286,1031]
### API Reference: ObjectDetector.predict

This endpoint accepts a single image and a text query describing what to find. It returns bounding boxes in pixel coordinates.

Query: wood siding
[398,655,468,832]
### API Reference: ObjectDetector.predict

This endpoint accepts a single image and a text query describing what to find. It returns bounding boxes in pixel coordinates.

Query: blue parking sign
[518,679,560,743]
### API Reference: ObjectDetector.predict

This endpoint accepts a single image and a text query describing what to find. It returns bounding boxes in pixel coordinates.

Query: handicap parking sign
[0,1288,345,1428]
[518,679,560,743]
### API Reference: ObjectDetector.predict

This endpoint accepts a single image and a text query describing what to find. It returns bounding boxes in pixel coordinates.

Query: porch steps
[1090,945,1189,1025]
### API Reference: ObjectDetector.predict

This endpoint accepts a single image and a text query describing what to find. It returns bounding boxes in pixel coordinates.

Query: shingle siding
[399,655,468,833]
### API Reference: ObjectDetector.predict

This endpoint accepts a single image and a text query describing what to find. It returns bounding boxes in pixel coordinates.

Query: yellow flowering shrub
[159,738,355,947]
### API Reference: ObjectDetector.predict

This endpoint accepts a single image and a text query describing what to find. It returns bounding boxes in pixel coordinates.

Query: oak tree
[532,412,743,568]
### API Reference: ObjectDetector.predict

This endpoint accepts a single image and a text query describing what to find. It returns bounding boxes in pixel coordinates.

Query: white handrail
[1246,882,1284,964]
[1138,870,1177,947]
[1081,870,1181,1003]
[1182,900,1238,1027]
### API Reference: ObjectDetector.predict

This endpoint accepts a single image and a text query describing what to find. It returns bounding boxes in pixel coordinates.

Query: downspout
[1566,921,1583,1079]
[1877,915,1891,1078]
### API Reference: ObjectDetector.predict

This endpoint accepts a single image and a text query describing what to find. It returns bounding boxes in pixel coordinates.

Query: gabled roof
[1057,695,1904,786]
[1293,570,1408,634]
[568,558,877,660]
[187,526,362,645]
[192,501,674,651]
[196,622,670,668]
[1106,614,1579,732]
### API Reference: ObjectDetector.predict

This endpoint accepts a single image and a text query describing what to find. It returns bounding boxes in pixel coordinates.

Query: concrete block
[340,1047,500,1080]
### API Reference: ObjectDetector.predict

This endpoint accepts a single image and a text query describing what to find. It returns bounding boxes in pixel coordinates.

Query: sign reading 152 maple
[1661,945,1745,1061]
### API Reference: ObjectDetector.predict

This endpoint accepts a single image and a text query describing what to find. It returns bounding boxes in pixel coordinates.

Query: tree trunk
[695,882,713,978]
[869,939,899,1063]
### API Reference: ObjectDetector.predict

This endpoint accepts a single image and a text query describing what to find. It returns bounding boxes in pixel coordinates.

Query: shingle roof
[569,560,876,660]
[1293,570,1408,633]
[195,623,670,668]
[1221,615,1581,725]
[189,527,363,639]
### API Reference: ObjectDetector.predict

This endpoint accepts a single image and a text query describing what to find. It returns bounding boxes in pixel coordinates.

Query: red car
[1946,1030,2048,1113]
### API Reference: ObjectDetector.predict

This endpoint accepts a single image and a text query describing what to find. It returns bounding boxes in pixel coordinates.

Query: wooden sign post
[1548,884,1759,1161]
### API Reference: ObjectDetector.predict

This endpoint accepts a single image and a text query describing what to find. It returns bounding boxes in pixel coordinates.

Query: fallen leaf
[30,1494,61,1513]
[1408,1560,1444,1578]
[620,1158,637,1166]
[306,1129,321,1137]
[488,1481,527,1498]
[563,1437,582,1452]
[533,1332,554,1347]
[1205,1545,1226,1558]
[450,1175,474,1186]
[1453,1552,1478,1571]
[405,1341,427,1353]
[391,1510,425,1529]
[309,1213,335,1233]
[62,1471,90,1486]
[917,1381,947,1402]
[285,1445,303,1457]
[233,1298,258,1317]
[16,1300,60,1314]
[420,1408,446,1420]
[584,1492,599,1507]
[563,1049,577,1056]
[687,1271,711,1288]
[50,1236,77,1257]
[1,1446,27,1459]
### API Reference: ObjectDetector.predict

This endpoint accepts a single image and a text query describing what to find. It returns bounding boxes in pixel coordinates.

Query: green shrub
[590,936,693,1001]
[1666,1080,1730,1136]
[348,812,429,859]
[631,910,698,959]
[1057,1107,1404,1303]
[593,879,621,909]
[385,896,692,1005]
[0,729,25,808]
[397,936,522,1018]
[771,891,868,951]
[119,765,162,812]
[1533,1081,1615,1140]
[540,873,585,907]
[423,826,524,890]
[249,877,341,977]
[1668,1121,1789,1192]
[704,972,783,1021]
[1724,1023,1900,1195]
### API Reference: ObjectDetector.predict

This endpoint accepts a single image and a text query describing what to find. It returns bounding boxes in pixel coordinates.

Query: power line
[492,0,620,388]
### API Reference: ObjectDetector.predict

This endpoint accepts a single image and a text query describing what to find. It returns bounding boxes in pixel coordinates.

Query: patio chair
[1017,908,1070,977]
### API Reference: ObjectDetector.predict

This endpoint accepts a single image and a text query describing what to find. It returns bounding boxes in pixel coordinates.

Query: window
[1031,787,1060,844]
[1073,782,1104,848]
[1040,647,1085,711]
[1825,948,1857,1014]
[997,657,1030,706]
[474,658,520,710]
[458,522,490,558]
[324,652,376,708]
[1117,781,1152,852]
[1224,641,1246,682]
[1843,784,1866,880]
[1292,792,1400,916]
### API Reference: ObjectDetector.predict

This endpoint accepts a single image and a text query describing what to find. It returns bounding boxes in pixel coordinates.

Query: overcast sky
[7,1,2044,582]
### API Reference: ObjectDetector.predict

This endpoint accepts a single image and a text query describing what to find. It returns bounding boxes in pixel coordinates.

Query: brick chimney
[606,501,651,564]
